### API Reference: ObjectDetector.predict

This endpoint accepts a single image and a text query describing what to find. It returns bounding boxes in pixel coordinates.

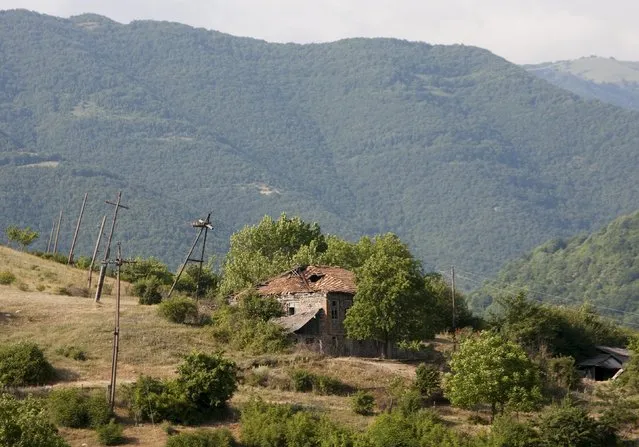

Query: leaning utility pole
[68,192,88,265]
[46,218,55,253]
[167,213,213,300]
[94,192,129,302]
[451,265,456,332]
[87,215,107,291]
[53,209,63,254]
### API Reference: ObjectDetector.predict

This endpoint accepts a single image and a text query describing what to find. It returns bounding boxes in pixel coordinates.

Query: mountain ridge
[2,10,639,278]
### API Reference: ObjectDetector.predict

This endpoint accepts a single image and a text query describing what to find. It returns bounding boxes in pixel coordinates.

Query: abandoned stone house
[255,265,378,356]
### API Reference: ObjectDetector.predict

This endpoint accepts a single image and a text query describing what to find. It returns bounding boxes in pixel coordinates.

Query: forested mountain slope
[526,56,639,110]
[2,10,639,276]
[470,210,639,325]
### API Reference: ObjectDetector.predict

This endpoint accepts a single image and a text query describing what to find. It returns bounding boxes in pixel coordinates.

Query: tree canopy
[444,331,542,418]
[343,234,435,356]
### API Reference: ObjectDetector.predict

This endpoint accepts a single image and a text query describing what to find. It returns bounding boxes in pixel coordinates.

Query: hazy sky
[2,0,638,63]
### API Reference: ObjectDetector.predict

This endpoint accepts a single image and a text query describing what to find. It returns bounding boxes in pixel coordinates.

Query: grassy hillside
[526,56,639,110]
[3,11,639,280]
[0,247,425,445]
[470,210,639,325]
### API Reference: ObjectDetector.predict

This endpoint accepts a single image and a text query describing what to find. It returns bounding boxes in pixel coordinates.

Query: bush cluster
[48,388,111,428]
[133,277,163,305]
[0,342,55,386]
[211,305,291,355]
[158,297,199,324]
[55,345,87,361]
[165,428,236,447]
[0,270,16,285]
[0,393,69,447]
[351,391,375,415]
[240,399,353,447]
[289,369,346,395]
[96,420,125,446]
[125,352,237,425]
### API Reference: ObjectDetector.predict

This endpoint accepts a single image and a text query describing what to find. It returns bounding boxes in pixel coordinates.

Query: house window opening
[288,305,295,316]
[331,301,338,320]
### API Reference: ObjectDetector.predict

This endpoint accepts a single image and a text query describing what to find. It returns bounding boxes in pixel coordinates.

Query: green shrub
[177,351,238,415]
[396,389,423,416]
[363,410,460,447]
[48,388,88,428]
[537,401,616,447]
[158,297,199,324]
[240,399,294,447]
[48,389,111,429]
[55,345,87,361]
[125,375,195,424]
[483,415,540,447]
[414,363,441,400]
[166,428,237,447]
[133,277,163,305]
[290,369,314,392]
[351,391,375,415]
[211,306,291,355]
[0,342,55,386]
[17,282,29,291]
[0,270,16,285]
[85,392,112,428]
[125,352,237,425]
[313,374,345,395]
[96,420,125,446]
[0,393,69,447]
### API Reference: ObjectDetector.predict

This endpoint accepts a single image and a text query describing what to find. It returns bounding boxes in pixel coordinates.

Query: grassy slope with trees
[3,11,639,280]
[470,209,639,325]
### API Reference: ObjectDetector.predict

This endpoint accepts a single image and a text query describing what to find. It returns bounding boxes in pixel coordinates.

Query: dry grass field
[0,246,431,445]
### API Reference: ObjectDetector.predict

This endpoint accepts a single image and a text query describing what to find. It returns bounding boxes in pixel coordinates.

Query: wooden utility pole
[88,215,107,291]
[108,243,127,412]
[68,192,88,265]
[451,265,456,331]
[53,210,63,254]
[46,218,55,253]
[95,192,129,302]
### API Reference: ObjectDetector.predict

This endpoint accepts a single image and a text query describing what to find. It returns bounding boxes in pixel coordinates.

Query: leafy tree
[444,331,542,419]
[0,393,69,447]
[5,225,39,251]
[344,234,434,357]
[220,214,327,296]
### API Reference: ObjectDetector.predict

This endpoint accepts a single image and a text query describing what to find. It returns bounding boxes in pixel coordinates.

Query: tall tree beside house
[219,214,327,296]
[343,234,435,357]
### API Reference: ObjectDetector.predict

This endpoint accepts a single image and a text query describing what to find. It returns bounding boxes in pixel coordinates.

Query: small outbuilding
[577,345,630,381]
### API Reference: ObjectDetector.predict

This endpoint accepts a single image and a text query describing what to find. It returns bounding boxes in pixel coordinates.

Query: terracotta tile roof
[257,265,356,295]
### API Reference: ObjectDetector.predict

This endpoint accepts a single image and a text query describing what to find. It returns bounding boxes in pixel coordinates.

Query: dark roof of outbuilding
[257,265,356,295]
